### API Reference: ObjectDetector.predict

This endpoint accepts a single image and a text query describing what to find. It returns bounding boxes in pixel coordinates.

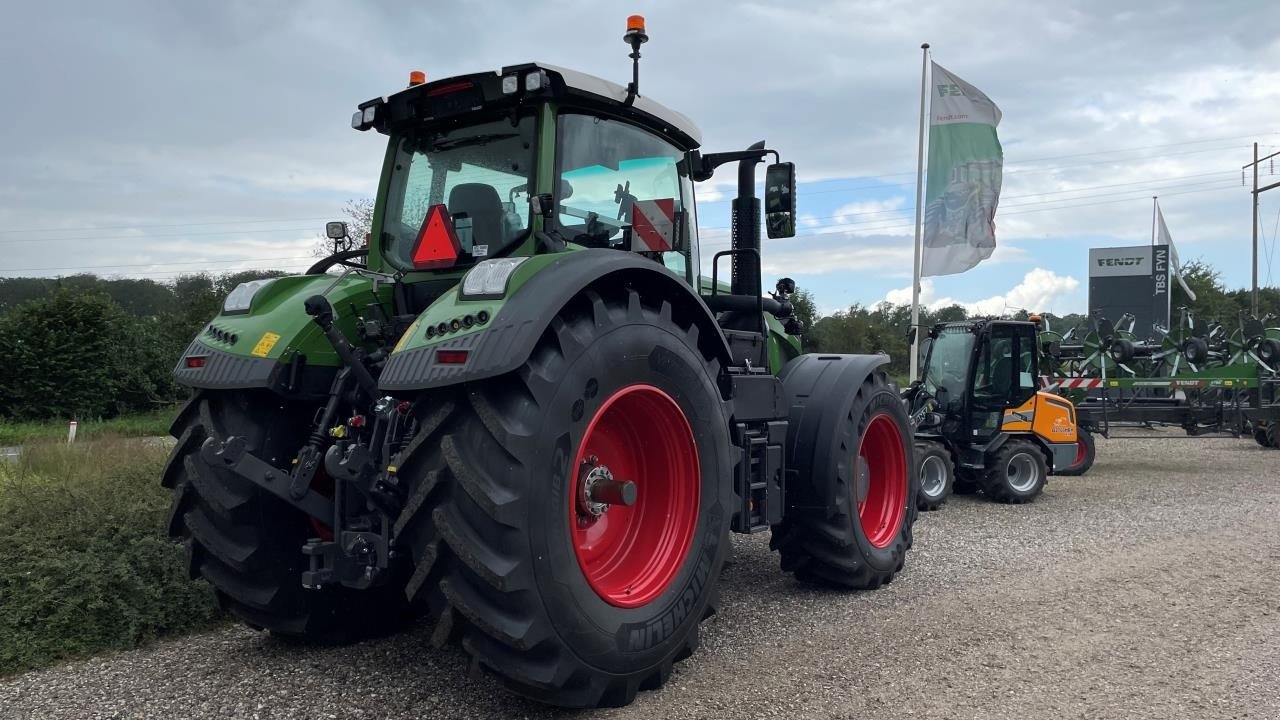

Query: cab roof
[358,62,702,150]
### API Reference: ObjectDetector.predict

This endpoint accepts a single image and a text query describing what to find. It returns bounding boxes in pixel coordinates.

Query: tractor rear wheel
[980,438,1047,503]
[772,368,916,589]
[915,440,953,511]
[1057,429,1096,476]
[392,288,732,708]
[162,391,410,641]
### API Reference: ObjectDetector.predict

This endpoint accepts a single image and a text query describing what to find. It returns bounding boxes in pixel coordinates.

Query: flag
[920,62,1003,277]
[1156,203,1197,301]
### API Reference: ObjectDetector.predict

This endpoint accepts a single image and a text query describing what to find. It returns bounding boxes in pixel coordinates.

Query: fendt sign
[1088,245,1170,340]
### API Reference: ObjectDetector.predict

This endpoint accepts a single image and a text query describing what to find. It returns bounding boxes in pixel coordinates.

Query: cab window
[555,113,697,282]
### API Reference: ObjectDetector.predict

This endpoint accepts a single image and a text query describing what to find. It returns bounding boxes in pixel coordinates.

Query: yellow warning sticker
[252,332,281,357]
[394,319,421,353]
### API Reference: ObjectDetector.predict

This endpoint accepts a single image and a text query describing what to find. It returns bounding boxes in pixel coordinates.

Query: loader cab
[924,320,1039,441]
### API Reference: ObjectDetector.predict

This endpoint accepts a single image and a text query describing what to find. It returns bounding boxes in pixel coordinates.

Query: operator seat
[448,183,506,249]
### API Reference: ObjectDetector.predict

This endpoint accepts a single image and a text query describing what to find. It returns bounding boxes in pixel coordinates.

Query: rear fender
[173,273,389,397]
[379,249,732,392]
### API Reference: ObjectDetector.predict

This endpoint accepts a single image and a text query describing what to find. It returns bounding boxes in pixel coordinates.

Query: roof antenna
[623,15,648,107]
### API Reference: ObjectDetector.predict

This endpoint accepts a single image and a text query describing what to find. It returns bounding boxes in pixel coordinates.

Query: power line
[0,256,314,274]
[700,183,1240,246]
[0,226,323,246]
[703,169,1241,231]
[0,217,335,235]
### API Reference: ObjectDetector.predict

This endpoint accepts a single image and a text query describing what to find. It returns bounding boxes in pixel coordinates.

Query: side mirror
[764,162,796,239]
[325,221,349,240]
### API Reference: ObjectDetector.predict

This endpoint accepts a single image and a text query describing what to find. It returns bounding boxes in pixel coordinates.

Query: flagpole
[909,42,930,382]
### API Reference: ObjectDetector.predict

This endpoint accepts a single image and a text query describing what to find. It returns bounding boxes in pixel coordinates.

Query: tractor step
[731,420,787,533]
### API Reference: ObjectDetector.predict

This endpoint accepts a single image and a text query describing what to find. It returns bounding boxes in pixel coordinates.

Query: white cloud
[832,197,906,225]
[886,267,1082,315]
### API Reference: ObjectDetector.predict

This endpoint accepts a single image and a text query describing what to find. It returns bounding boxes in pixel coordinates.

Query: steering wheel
[306,248,368,275]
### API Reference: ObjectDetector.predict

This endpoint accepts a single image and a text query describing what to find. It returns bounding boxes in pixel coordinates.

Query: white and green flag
[921,62,1003,277]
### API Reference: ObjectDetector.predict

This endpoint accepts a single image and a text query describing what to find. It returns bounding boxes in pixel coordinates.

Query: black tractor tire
[1254,422,1273,448]
[1057,429,1096,476]
[392,288,733,708]
[163,391,411,641]
[915,440,954,511]
[771,366,916,589]
[980,438,1048,503]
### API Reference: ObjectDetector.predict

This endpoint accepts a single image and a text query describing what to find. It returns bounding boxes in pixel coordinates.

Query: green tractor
[162,19,916,708]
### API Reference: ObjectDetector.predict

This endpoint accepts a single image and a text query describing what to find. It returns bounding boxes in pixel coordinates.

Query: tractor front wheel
[981,438,1047,503]
[773,367,916,589]
[392,288,732,708]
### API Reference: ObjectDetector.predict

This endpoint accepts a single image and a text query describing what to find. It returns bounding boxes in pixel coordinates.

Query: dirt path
[2,434,1277,719]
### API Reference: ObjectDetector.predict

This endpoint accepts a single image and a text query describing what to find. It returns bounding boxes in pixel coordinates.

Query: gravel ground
[3,431,1278,719]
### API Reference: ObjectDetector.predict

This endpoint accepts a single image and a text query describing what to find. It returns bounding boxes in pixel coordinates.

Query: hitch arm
[200,436,335,521]
[304,294,379,397]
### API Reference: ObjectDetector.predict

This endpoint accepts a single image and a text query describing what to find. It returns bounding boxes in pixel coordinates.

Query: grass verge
[0,407,176,447]
[0,438,223,676]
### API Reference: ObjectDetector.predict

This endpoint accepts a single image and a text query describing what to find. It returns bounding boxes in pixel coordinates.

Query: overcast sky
[2,0,1278,315]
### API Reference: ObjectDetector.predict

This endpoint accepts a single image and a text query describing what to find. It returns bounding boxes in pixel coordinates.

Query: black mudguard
[779,353,892,513]
[380,250,733,392]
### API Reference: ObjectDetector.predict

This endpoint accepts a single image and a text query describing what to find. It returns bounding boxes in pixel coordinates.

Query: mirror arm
[684,148,774,182]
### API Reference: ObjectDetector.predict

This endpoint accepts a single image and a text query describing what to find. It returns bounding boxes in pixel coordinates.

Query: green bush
[0,439,223,676]
[0,289,184,421]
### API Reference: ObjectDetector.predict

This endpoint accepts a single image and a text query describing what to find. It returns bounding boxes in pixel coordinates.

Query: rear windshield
[382,115,536,271]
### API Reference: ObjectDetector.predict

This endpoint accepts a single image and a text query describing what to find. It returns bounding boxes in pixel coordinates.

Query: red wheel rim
[856,413,907,548]
[571,384,700,608]
[1073,437,1088,467]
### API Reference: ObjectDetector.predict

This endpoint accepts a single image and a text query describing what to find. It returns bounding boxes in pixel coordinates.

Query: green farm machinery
[161,18,917,708]
[1033,308,1280,463]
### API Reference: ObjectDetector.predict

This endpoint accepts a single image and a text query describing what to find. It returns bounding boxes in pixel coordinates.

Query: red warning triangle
[412,204,461,269]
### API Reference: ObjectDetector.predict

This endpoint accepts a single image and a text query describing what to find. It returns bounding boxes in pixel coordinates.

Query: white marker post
[67,421,78,444]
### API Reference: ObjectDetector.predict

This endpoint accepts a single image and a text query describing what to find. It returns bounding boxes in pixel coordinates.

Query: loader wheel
[981,438,1047,503]
[915,440,954,511]
[393,288,732,708]
[1057,429,1096,476]
[772,367,916,589]
[162,391,410,641]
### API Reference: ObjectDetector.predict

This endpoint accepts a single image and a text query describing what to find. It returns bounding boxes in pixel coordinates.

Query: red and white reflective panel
[412,204,462,269]
[630,198,676,252]
[1052,378,1102,389]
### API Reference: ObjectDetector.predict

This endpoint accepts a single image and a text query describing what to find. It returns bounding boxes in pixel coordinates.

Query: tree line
[0,258,1270,422]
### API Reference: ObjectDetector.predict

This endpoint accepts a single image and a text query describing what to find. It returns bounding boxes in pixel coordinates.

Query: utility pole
[1245,143,1280,316]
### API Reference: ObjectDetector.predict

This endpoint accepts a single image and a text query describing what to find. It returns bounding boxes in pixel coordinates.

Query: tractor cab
[348,48,800,370]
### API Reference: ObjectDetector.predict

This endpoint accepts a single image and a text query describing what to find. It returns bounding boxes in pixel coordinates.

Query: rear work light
[436,350,469,365]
